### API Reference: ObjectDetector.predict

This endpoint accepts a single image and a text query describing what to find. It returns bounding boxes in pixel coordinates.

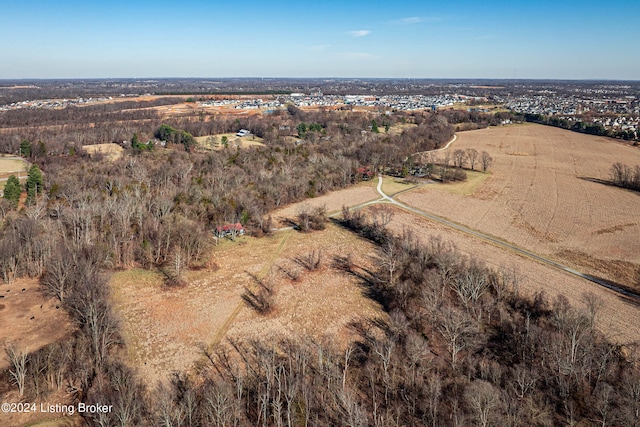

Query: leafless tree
[5,344,29,397]
[165,246,187,287]
[466,148,479,170]
[465,380,503,427]
[481,151,493,172]
[295,249,323,271]
[452,149,467,168]
[379,240,400,285]
[41,243,75,302]
[438,306,477,369]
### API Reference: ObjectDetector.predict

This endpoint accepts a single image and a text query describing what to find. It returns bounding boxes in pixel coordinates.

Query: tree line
[521,113,638,142]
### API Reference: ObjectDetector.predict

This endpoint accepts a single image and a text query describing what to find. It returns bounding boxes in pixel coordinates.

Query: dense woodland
[1,100,639,426]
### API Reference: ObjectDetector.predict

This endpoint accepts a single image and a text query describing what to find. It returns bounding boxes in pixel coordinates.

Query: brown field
[110,224,383,385]
[376,206,640,344]
[0,278,72,371]
[269,181,379,226]
[399,124,640,290]
[81,143,124,160]
[194,133,265,151]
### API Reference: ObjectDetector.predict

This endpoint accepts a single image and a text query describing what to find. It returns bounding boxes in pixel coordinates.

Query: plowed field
[400,124,640,290]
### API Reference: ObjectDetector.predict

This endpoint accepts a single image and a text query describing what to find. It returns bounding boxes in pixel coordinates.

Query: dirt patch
[110,225,383,386]
[398,124,640,291]
[0,279,72,371]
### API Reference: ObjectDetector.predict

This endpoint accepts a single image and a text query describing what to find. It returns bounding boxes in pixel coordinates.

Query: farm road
[368,176,640,302]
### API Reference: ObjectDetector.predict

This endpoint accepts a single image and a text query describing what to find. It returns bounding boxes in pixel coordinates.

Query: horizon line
[1,77,639,83]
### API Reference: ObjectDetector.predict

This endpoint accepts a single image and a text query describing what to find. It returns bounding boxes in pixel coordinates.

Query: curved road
[369,176,640,302]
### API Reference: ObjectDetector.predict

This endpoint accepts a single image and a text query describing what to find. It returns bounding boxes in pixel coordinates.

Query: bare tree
[6,344,29,397]
[437,306,476,369]
[466,148,479,170]
[452,149,467,169]
[465,380,503,427]
[165,246,187,287]
[481,151,493,172]
[41,243,75,302]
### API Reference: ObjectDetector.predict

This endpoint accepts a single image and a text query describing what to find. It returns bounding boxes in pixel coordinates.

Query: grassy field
[194,133,265,151]
[0,156,29,192]
[82,143,124,160]
[110,224,382,385]
[380,176,417,196]
[429,170,491,196]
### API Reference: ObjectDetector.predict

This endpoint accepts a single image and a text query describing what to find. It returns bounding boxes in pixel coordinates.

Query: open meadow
[400,124,640,290]
[193,133,265,151]
[110,223,383,385]
[0,278,72,371]
[81,143,124,160]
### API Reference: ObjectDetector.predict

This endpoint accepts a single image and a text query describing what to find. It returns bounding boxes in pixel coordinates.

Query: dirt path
[208,230,293,349]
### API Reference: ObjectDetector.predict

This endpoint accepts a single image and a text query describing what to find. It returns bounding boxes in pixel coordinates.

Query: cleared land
[0,278,72,371]
[194,133,265,151]
[82,143,124,160]
[269,181,379,226]
[399,124,640,290]
[110,224,383,385]
[0,156,29,192]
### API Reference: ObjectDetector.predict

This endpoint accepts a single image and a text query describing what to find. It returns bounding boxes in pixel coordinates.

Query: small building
[215,223,245,238]
[236,129,250,137]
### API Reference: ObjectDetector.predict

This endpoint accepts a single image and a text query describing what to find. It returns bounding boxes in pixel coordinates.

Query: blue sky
[1,0,638,80]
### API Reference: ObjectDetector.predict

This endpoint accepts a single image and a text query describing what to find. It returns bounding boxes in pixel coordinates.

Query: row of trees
[522,113,638,142]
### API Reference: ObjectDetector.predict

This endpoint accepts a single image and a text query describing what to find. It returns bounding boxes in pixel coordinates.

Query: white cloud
[347,30,371,38]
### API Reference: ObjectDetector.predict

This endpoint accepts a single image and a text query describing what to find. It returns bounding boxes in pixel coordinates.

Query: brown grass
[82,143,123,160]
[0,157,29,175]
[398,124,640,290]
[193,133,265,151]
[0,279,72,371]
[110,225,383,385]
[269,181,379,226]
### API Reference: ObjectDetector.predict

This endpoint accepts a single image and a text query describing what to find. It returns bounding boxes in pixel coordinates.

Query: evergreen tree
[25,164,43,205]
[20,139,32,158]
[371,120,380,133]
[131,132,140,149]
[2,175,21,207]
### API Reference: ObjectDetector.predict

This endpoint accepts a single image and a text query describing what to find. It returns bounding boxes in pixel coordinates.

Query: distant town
[1,78,638,138]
